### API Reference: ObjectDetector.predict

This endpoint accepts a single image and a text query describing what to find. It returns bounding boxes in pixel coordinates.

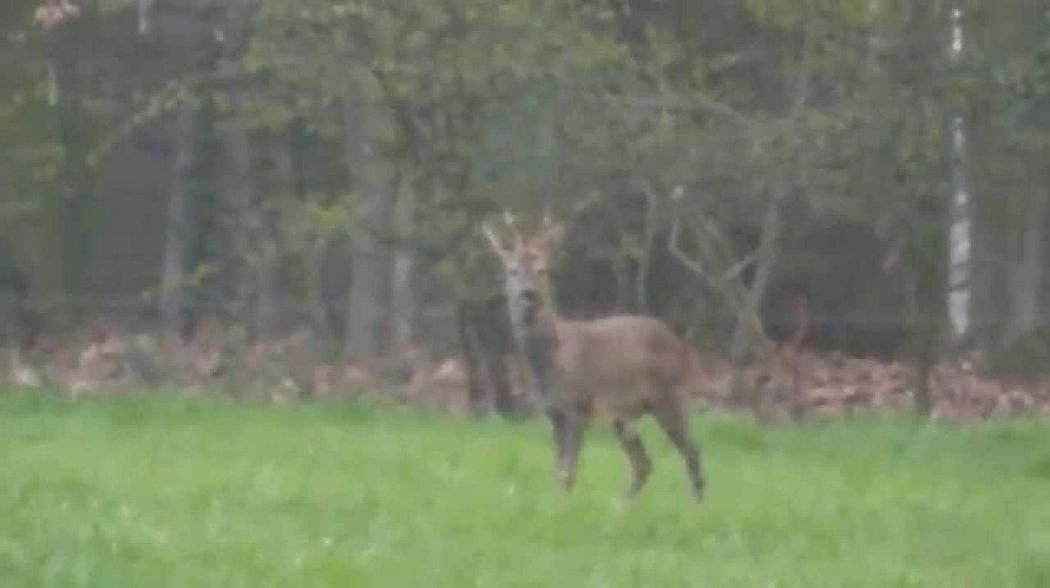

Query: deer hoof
[558,470,575,492]
[693,480,706,502]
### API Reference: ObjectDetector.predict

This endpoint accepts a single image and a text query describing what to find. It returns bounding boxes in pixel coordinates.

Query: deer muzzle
[518,290,542,323]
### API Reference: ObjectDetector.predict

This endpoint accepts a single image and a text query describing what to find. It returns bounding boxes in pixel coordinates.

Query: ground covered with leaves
[2,391,1050,587]
[12,326,1050,422]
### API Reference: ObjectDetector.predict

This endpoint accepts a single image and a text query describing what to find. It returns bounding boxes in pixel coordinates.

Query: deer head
[481,212,565,332]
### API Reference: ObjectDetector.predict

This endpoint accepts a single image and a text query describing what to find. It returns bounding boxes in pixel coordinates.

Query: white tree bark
[946,6,973,343]
[137,0,155,37]
[947,115,972,341]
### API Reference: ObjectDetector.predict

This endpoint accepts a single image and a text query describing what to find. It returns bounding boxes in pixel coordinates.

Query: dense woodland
[1,0,1049,415]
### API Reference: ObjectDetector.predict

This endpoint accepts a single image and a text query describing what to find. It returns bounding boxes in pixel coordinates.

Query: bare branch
[719,249,760,283]
[668,217,706,277]
[608,94,752,129]
[635,182,664,311]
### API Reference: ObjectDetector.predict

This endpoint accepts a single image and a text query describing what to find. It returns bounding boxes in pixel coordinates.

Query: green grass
[2,390,1050,587]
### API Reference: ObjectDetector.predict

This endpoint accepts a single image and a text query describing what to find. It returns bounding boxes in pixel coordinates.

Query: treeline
[1,0,1049,387]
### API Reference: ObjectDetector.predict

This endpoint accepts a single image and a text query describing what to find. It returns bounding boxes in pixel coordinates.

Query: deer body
[527,317,681,413]
[483,214,705,501]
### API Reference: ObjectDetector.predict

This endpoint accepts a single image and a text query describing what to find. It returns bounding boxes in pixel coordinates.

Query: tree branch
[720,249,760,283]
[667,216,706,277]
[607,94,752,128]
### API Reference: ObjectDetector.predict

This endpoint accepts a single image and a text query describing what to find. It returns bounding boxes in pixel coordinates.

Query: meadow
[2,389,1049,587]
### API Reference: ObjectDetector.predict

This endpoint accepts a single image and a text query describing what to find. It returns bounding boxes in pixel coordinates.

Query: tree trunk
[727,192,782,409]
[895,1,951,416]
[391,177,415,344]
[946,118,973,343]
[1005,193,1049,344]
[47,13,95,321]
[342,98,396,359]
[218,81,253,325]
[137,0,155,37]
[727,5,816,410]
[728,196,781,366]
[159,105,195,338]
[635,185,660,313]
[305,235,333,344]
[251,132,292,340]
[254,242,281,340]
[209,0,263,332]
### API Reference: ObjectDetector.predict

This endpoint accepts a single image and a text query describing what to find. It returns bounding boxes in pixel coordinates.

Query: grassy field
[1,390,1050,587]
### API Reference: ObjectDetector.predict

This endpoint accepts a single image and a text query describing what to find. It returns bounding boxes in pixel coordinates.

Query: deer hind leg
[560,410,588,491]
[649,395,705,501]
[612,418,652,499]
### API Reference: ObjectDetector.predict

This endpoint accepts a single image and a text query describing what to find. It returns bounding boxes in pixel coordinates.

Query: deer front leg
[560,410,587,491]
[546,409,572,490]
[484,353,519,419]
[547,408,586,492]
[547,408,567,487]
[612,418,652,499]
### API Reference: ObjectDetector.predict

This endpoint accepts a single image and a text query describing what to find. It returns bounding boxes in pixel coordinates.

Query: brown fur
[482,213,705,501]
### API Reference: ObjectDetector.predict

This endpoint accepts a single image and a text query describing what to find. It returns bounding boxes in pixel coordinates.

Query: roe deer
[482,212,705,501]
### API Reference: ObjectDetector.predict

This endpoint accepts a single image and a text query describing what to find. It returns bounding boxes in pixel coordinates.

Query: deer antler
[535,206,564,247]
[481,222,511,260]
[502,211,525,250]
[541,206,554,230]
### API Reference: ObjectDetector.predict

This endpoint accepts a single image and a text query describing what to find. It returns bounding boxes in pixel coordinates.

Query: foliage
[2,0,1050,370]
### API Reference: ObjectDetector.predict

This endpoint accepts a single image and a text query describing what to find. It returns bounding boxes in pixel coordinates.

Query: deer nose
[520,289,540,306]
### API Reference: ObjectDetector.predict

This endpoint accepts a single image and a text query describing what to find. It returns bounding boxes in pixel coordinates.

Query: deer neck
[510,302,561,396]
